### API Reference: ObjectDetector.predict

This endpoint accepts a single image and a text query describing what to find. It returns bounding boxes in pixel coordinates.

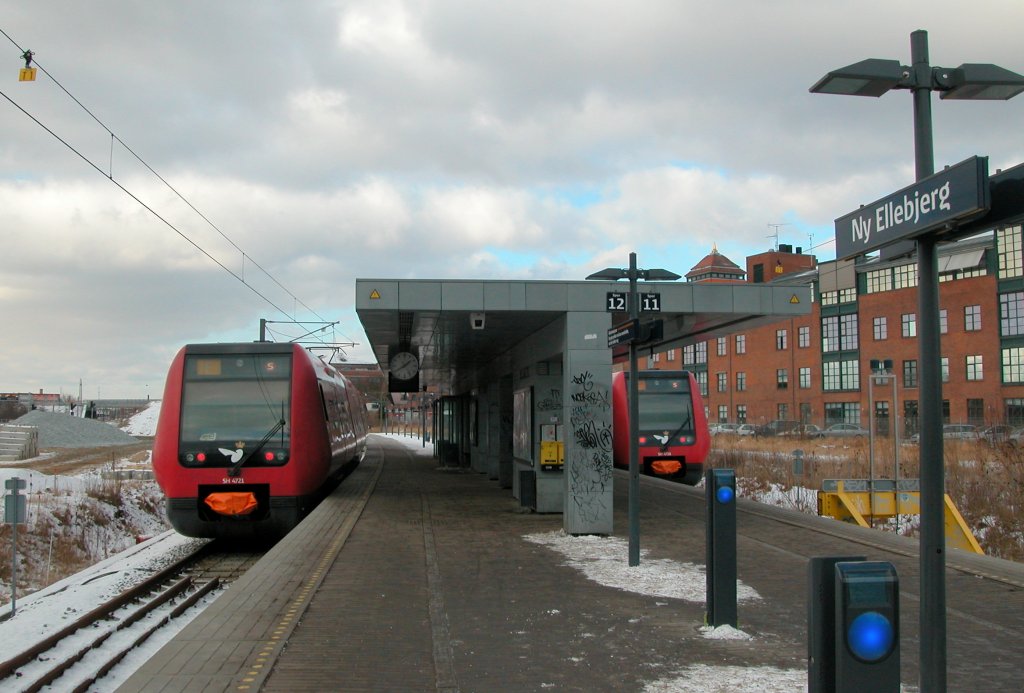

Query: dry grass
[0,481,169,603]
[710,433,1024,562]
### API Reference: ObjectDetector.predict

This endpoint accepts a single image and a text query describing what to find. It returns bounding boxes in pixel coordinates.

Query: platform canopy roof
[355,278,811,393]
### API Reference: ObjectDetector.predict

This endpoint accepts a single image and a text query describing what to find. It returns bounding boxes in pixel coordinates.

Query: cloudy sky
[3,1,1024,399]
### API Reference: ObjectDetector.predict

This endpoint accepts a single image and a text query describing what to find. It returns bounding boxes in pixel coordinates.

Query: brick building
[646,226,1024,435]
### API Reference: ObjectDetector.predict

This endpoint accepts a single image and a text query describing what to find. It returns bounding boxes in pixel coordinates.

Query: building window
[800,402,812,423]
[824,402,861,426]
[874,401,890,436]
[998,225,1023,279]
[966,354,983,381]
[798,326,810,348]
[967,399,984,426]
[1003,347,1024,384]
[718,405,728,423]
[695,370,708,397]
[965,305,982,332]
[940,309,948,335]
[717,337,727,357]
[777,369,788,389]
[822,314,858,352]
[866,269,892,294]
[696,341,707,364]
[666,349,676,361]
[776,329,788,350]
[717,372,728,393]
[1000,291,1024,336]
[823,360,859,391]
[682,345,695,365]
[941,357,949,383]
[894,263,918,289]
[820,290,838,306]
[904,400,919,437]
[737,405,747,424]
[902,313,917,338]
[647,354,658,368]
[736,372,746,392]
[841,314,858,350]
[903,359,918,388]
[873,316,887,340]
[1005,398,1024,426]
[735,334,746,354]
[777,404,789,420]
[799,367,811,389]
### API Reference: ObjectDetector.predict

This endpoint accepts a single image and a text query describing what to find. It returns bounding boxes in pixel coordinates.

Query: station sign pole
[814,30,1024,690]
[5,477,28,617]
[590,253,679,566]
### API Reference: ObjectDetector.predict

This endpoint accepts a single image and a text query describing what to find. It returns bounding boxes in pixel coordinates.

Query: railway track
[0,540,265,692]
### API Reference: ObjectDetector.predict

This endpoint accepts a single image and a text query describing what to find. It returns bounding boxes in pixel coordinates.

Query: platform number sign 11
[606,292,662,312]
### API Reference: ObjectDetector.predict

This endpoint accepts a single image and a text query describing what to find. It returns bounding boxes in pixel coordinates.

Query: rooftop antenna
[767,223,789,251]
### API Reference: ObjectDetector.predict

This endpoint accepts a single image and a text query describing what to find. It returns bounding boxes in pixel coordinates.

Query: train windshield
[179,353,291,446]
[635,376,695,432]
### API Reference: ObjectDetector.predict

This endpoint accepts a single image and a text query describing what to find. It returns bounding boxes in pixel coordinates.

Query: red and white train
[152,342,368,539]
[611,370,710,485]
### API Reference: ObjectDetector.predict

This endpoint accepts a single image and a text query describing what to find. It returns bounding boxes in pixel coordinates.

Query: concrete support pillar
[562,311,613,535]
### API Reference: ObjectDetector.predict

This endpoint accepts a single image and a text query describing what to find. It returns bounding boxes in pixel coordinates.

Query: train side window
[319,384,331,422]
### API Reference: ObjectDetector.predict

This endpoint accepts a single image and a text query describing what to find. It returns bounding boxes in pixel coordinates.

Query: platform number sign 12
[605,292,661,312]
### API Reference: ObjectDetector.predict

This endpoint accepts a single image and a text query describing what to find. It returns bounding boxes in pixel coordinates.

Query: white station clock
[389,351,419,380]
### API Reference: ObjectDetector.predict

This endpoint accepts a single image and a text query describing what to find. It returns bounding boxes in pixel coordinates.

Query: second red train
[611,370,710,486]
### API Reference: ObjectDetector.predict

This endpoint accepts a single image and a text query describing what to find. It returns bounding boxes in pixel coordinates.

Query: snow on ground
[522,530,809,692]
[523,530,760,603]
[121,400,161,436]
[0,531,205,636]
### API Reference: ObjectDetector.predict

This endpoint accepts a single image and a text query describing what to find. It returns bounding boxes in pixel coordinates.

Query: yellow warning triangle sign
[369,289,381,299]
[790,294,800,304]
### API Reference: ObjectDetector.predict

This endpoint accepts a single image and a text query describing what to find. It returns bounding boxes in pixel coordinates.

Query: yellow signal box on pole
[19,67,36,82]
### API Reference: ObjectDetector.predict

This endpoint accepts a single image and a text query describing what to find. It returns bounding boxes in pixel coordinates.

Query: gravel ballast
[13,410,140,448]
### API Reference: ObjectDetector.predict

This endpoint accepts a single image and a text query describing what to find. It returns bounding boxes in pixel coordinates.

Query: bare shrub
[710,433,1023,562]
[85,478,123,508]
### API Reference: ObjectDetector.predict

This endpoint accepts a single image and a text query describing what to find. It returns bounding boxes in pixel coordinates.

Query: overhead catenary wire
[0,28,349,348]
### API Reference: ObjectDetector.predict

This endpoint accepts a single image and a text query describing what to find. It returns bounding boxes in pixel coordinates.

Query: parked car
[823,423,870,438]
[979,424,1015,444]
[943,424,980,440]
[778,423,824,438]
[735,424,758,436]
[906,424,981,444]
[710,423,742,435]
[756,420,802,437]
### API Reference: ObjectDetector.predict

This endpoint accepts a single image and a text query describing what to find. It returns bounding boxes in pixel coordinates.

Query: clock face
[389,351,419,380]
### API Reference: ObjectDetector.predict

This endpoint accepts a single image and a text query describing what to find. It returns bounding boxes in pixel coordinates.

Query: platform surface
[119,435,1024,692]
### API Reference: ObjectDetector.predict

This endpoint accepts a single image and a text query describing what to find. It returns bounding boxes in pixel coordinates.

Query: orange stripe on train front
[650,460,683,475]
[204,492,258,516]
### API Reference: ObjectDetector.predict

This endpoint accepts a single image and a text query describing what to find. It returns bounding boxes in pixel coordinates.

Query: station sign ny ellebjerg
[834,156,990,260]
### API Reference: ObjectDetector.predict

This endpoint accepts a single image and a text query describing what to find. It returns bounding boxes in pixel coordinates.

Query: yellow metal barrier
[817,479,983,555]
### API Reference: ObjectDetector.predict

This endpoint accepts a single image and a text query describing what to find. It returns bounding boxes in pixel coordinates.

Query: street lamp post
[811,30,1024,692]
[587,252,680,566]
[868,359,899,531]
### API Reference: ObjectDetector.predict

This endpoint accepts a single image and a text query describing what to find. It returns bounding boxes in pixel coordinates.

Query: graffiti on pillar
[568,369,612,523]
[536,388,562,412]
